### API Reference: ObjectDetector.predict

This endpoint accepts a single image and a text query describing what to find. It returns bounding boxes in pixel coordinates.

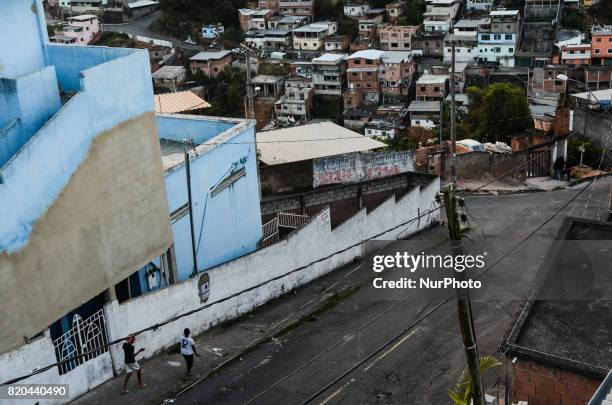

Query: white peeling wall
[104,181,440,373]
[0,180,439,402]
[0,331,113,405]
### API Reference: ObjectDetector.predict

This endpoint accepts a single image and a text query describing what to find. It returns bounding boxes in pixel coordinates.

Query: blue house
[202,24,224,39]
[117,113,263,300]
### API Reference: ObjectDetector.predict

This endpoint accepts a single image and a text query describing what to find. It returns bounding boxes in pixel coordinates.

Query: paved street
[102,11,204,51]
[161,179,611,405]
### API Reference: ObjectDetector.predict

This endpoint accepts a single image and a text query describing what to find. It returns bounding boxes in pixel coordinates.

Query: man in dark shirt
[121,335,146,394]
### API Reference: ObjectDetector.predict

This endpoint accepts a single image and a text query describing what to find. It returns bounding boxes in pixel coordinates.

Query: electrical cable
[1,205,441,387]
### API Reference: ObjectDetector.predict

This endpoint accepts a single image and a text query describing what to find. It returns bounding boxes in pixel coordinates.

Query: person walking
[179,328,200,375]
[553,156,565,180]
[121,335,146,394]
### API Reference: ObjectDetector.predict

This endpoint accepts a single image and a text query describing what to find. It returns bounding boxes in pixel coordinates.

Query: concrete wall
[440,151,528,181]
[0,176,438,403]
[157,114,263,281]
[0,45,173,353]
[313,151,416,187]
[0,66,62,167]
[0,113,173,354]
[0,331,113,405]
[0,0,47,78]
[104,176,439,374]
[261,172,436,226]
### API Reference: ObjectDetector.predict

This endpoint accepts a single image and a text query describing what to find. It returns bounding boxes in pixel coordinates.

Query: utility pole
[439,98,444,150]
[450,41,457,184]
[444,41,486,405]
[240,43,256,120]
[184,140,198,277]
[442,184,485,405]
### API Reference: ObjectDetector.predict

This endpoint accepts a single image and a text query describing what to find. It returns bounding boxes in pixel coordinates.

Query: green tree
[338,17,358,36]
[400,0,426,25]
[566,137,603,168]
[448,356,501,405]
[314,0,342,20]
[464,83,532,142]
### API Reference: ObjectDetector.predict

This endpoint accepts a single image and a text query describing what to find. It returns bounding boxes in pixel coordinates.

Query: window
[608,49,612,54]
[596,37,602,42]
[595,49,601,54]
[213,67,219,72]
[433,86,440,92]
[505,34,512,40]
[367,72,372,76]
[391,43,398,47]
[509,48,513,53]
[415,120,421,124]
[493,34,501,40]
[420,86,426,91]
[366,59,373,64]
[354,59,361,64]
[580,50,586,54]
[481,34,490,40]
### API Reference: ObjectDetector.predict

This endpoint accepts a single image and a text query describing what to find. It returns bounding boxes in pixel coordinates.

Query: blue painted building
[120,113,263,298]
[1,0,172,354]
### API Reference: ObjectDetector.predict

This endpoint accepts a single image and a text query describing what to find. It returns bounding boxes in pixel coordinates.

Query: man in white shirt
[179,328,200,374]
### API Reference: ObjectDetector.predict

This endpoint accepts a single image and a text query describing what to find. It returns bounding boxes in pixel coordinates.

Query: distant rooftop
[67,14,97,21]
[190,50,232,61]
[292,24,330,33]
[417,74,448,84]
[151,65,185,80]
[592,25,612,36]
[154,91,210,114]
[127,0,159,8]
[238,8,272,16]
[251,74,284,84]
[257,121,386,165]
[347,49,385,60]
[490,9,519,16]
[312,53,347,63]
[408,100,441,112]
[382,50,412,63]
[454,19,480,28]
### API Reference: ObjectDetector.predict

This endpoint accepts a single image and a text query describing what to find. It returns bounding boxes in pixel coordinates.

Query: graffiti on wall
[313,151,415,188]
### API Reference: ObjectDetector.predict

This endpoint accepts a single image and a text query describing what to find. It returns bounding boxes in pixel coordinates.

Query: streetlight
[556,74,600,104]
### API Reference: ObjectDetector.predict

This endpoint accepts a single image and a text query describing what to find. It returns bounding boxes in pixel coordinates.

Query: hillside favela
[1,0,612,404]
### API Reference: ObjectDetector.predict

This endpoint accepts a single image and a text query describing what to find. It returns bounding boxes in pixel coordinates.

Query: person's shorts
[125,362,140,373]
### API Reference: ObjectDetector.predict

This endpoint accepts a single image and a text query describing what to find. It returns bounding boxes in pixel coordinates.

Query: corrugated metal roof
[257,121,386,165]
[154,91,211,114]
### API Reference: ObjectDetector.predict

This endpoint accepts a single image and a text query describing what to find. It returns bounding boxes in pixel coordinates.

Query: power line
[1,205,441,387]
[291,177,598,404]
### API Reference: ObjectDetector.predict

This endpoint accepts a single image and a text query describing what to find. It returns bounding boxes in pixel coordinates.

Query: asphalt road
[102,11,203,51]
[170,178,612,405]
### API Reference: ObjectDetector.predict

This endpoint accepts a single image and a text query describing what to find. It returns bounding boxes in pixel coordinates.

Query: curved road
[102,10,203,51]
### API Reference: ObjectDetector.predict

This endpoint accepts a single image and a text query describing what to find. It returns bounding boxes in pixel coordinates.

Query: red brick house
[502,217,612,405]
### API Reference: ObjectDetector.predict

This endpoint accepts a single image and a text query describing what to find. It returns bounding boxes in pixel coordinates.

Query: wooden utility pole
[442,183,485,405]
[443,42,486,405]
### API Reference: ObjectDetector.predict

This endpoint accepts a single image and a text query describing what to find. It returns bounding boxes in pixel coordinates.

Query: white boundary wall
[0,179,439,404]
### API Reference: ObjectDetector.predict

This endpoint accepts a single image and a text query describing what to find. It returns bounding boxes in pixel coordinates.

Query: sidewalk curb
[161,284,361,404]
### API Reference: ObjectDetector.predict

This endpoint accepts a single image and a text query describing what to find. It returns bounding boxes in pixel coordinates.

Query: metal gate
[52,309,109,375]
[527,149,551,178]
